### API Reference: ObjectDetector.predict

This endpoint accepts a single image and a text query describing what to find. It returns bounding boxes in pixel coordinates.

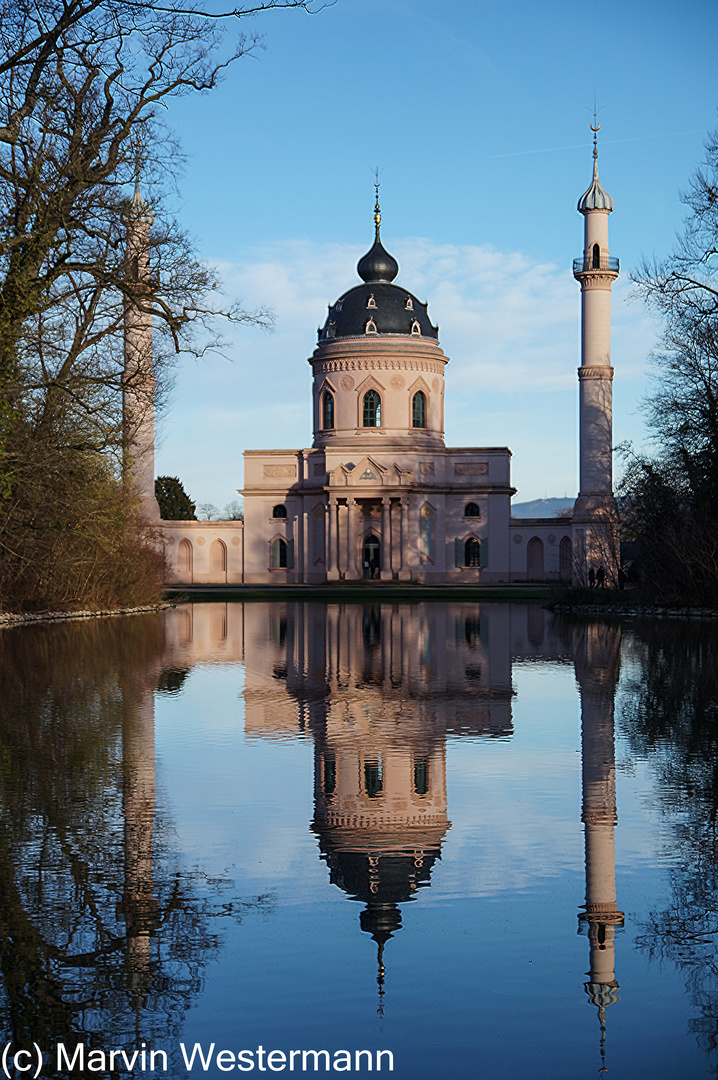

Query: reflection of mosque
[157,602,623,1050]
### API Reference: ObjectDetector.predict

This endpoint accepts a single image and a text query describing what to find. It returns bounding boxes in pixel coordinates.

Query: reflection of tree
[0,616,270,1073]
[620,620,718,1067]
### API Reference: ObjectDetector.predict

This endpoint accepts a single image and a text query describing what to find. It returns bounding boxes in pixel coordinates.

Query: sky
[152,0,718,510]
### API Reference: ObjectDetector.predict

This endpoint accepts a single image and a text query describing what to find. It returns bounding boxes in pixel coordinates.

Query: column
[327,498,339,580]
[347,497,359,579]
[381,497,392,580]
[399,498,410,581]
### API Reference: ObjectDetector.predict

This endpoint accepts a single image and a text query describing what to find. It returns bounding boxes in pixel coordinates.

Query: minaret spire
[572,122,619,584]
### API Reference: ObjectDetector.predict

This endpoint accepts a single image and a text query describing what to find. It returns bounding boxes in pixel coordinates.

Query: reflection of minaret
[574,622,623,1073]
[121,679,157,1005]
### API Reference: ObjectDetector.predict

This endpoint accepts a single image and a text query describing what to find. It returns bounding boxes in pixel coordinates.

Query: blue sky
[153,0,718,509]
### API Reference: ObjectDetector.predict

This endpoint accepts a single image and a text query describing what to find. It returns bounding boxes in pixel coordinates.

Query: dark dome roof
[319,281,439,342]
[318,218,439,342]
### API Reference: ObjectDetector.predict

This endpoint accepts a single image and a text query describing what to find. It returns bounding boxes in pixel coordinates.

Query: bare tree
[0,0,318,609]
[625,125,718,602]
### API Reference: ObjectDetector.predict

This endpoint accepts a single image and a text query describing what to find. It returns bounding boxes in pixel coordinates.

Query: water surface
[0,601,716,1079]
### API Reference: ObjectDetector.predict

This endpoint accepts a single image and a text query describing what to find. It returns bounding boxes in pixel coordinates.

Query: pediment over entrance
[327,457,410,488]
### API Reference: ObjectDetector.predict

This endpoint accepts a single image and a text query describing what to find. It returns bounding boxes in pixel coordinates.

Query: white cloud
[155,237,656,507]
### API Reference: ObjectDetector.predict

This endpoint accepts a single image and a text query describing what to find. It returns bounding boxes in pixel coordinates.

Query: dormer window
[405,296,414,310]
[324,321,336,339]
[366,293,377,309]
[365,318,377,335]
[411,319,421,335]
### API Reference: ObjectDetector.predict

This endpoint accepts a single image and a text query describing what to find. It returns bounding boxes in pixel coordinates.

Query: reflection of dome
[319,846,440,913]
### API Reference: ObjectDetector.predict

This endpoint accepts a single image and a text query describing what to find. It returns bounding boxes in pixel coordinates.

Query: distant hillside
[511,497,574,519]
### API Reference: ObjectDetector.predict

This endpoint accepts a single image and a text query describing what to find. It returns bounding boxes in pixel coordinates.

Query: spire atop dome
[357,172,399,283]
[578,125,614,214]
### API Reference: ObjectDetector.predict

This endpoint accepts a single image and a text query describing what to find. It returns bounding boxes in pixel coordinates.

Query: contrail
[489,130,702,160]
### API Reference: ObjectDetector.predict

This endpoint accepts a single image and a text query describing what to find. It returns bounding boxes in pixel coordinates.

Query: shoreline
[0,602,171,629]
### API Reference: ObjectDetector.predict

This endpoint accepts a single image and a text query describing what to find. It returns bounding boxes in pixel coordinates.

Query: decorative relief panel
[513,534,523,544]
[263,464,297,478]
[231,536,241,546]
[390,374,405,390]
[419,461,435,476]
[339,375,354,391]
[454,462,488,476]
[196,537,206,546]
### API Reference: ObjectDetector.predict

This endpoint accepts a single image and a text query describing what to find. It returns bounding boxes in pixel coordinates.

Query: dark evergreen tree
[155,476,197,521]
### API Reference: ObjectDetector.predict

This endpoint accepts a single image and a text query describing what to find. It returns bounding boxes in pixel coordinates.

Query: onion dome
[122,179,155,226]
[357,236,399,284]
[318,184,438,342]
[578,132,614,214]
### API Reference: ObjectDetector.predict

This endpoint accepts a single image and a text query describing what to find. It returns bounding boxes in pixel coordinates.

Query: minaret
[572,126,619,583]
[122,177,161,521]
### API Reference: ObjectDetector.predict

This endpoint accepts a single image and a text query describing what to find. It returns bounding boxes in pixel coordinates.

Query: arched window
[464,502,481,518]
[363,389,381,427]
[592,243,601,269]
[412,391,426,428]
[271,537,287,568]
[323,756,336,796]
[364,758,383,798]
[464,538,480,567]
[322,390,334,430]
[413,757,429,796]
[272,504,287,518]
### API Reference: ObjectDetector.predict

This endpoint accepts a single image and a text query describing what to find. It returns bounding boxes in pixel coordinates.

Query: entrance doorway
[362,535,381,579]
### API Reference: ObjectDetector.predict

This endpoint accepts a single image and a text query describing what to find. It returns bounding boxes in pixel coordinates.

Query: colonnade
[324,495,413,581]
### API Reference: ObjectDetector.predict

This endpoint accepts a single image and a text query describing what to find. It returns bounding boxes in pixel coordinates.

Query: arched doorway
[559,535,573,580]
[362,534,381,579]
[210,538,227,583]
[177,538,193,582]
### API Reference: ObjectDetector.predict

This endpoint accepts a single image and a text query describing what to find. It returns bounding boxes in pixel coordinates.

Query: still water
[1,601,717,1079]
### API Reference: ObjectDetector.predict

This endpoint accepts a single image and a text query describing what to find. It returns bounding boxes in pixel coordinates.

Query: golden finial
[373,166,381,237]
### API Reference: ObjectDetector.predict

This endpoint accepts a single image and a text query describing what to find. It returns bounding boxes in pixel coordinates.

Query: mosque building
[124,134,619,586]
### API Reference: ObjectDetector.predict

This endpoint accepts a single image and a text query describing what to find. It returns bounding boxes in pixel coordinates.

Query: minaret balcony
[573,254,619,276]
